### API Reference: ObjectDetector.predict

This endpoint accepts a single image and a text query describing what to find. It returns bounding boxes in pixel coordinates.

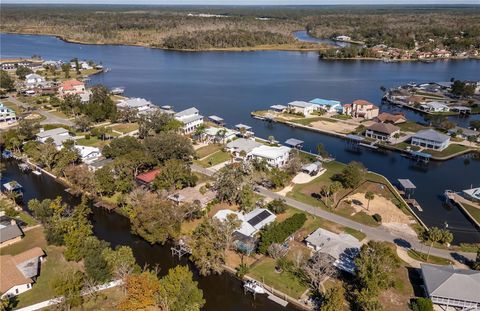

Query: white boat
[111,87,125,95]
[244,280,266,294]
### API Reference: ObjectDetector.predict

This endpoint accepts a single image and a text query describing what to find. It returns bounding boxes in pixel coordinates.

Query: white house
[214,208,276,237]
[0,102,17,124]
[203,127,237,143]
[74,145,101,163]
[309,98,343,113]
[287,101,319,116]
[174,107,204,134]
[420,101,450,112]
[36,128,73,149]
[117,98,155,114]
[411,129,450,151]
[226,138,262,158]
[248,145,291,167]
[24,74,45,88]
[0,247,45,298]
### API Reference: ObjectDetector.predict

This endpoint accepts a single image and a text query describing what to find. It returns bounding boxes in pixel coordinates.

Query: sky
[2,0,479,4]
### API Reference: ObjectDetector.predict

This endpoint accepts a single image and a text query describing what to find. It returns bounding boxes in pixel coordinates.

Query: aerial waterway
[1,32,479,244]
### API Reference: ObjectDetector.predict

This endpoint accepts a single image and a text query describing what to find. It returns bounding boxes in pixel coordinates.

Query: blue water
[293,30,351,47]
[1,32,479,243]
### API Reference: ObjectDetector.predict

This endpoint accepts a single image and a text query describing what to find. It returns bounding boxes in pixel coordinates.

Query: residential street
[191,163,476,262]
[8,96,74,126]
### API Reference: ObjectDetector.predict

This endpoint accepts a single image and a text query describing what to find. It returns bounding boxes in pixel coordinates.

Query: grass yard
[109,122,139,134]
[427,144,471,158]
[49,109,69,119]
[196,144,222,159]
[76,136,109,148]
[462,203,480,224]
[331,114,352,120]
[248,257,308,299]
[407,249,452,265]
[291,116,337,126]
[397,121,428,133]
[194,150,231,167]
[72,286,124,311]
[1,99,23,114]
[0,227,47,256]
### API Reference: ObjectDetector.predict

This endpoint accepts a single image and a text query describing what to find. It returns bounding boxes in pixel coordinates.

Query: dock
[444,190,480,228]
[405,198,423,212]
[171,239,191,258]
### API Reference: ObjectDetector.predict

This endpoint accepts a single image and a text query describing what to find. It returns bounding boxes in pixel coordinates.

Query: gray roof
[88,158,113,169]
[235,123,252,130]
[226,138,262,154]
[285,138,304,147]
[180,114,204,124]
[413,129,450,143]
[175,107,199,118]
[208,115,224,122]
[421,264,480,303]
[398,179,416,189]
[288,101,314,108]
[305,228,361,260]
[36,128,69,139]
[0,223,24,243]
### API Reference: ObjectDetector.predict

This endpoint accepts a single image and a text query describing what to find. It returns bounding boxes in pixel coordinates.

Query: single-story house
[365,123,400,141]
[36,128,74,149]
[309,98,342,113]
[214,208,276,237]
[0,247,45,298]
[301,162,322,176]
[447,126,479,141]
[0,219,24,248]
[420,101,450,112]
[304,228,361,274]
[174,107,204,135]
[411,129,450,151]
[135,169,161,188]
[374,112,407,124]
[226,138,262,157]
[167,184,216,208]
[420,264,480,310]
[287,101,318,116]
[203,127,237,144]
[342,100,379,119]
[24,74,45,88]
[74,145,101,163]
[117,98,155,114]
[269,105,287,112]
[248,145,291,168]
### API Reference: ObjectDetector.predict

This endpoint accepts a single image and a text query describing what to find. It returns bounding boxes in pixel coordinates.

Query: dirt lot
[310,119,358,134]
[344,192,410,224]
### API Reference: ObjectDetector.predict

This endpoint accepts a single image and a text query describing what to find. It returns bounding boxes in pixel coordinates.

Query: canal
[1,32,479,244]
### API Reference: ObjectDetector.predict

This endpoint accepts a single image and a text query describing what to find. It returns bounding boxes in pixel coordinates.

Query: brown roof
[375,112,407,123]
[61,79,84,91]
[367,122,400,135]
[0,247,45,293]
[353,99,375,106]
[136,169,161,184]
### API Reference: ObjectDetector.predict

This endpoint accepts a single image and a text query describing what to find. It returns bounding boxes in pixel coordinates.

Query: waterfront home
[24,73,45,88]
[269,105,287,113]
[342,100,379,119]
[411,129,450,151]
[59,79,86,98]
[36,128,73,149]
[226,138,262,158]
[0,247,45,298]
[420,264,480,310]
[87,158,113,172]
[167,184,216,208]
[309,98,342,113]
[365,123,400,142]
[447,126,479,141]
[0,219,24,248]
[214,208,276,238]
[287,101,319,116]
[420,102,450,113]
[135,168,161,188]
[304,228,361,274]
[203,127,237,144]
[74,145,101,163]
[0,102,17,124]
[0,58,43,71]
[335,35,351,42]
[174,107,204,135]
[463,187,480,202]
[374,112,407,124]
[117,98,155,115]
[248,145,291,168]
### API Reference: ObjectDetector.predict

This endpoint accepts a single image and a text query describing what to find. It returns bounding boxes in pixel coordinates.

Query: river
[1,32,479,245]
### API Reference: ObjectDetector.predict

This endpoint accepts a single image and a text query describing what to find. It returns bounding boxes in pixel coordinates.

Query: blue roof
[309,98,341,107]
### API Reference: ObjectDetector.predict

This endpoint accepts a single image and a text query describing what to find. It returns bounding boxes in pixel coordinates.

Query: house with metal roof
[0,102,17,124]
[411,129,450,151]
[214,208,276,237]
[420,101,450,112]
[0,219,24,247]
[420,264,480,310]
[365,123,400,142]
[309,98,342,113]
[226,138,262,157]
[287,101,319,116]
[203,127,237,144]
[248,145,291,168]
[117,98,155,114]
[174,107,204,134]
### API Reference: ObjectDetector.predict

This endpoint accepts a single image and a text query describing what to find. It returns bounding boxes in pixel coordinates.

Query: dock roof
[398,179,416,189]
[235,123,252,130]
[208,115,224,122]
[346,134,365,142]
[285,138,304,147]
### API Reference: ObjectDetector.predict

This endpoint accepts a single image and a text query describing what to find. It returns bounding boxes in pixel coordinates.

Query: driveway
[8,96,73,126]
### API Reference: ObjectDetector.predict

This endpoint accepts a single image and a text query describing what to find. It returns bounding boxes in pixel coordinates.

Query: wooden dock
[444,191,480,228]
[405,199,423,212]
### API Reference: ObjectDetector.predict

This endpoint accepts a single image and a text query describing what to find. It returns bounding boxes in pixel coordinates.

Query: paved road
[8,96,74,126]
[191,164,476,262]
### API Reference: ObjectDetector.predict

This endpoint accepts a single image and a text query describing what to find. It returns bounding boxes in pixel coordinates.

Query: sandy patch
[383,222,417,238]
[25,113,42,120]
[344,192,411,224]
[310,120,357,134]
[292,168,327,184]
[276,184,293,196]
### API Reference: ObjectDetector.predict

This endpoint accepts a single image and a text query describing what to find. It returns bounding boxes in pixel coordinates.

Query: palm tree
[425,227,443,261]
[268,135,275,145]
[365,191,374,211]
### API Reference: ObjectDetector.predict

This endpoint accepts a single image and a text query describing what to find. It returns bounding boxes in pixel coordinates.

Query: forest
[1,5,479,50]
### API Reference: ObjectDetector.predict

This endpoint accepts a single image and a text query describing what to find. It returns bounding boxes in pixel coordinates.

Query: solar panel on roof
[247,210,272,227]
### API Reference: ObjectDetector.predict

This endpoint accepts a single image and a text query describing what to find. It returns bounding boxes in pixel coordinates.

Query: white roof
[305,228,361,260]
[250,145,291,160]
[175,107,199,118]
[74,145,100,158]
[36,128,69,139]
[179,114,203,124]
[287,100,314,108]
[25,73,43,80]
[213,208,276,237]
[214,210,256,237]
[226,138,262,154]
[204,127,237,137]
[425,101,449,109]
[117,98,152,109]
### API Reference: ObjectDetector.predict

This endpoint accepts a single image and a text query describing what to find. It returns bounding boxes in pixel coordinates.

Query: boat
[111,87,125,95]
[2,150,13,159]
[244,280,266,294]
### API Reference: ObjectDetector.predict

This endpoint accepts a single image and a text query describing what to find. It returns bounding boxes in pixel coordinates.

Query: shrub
[373,213,382,223]
[266,199,287,214]
[236,263,250,278]
[258,213,306,254]
[410,298,433,311]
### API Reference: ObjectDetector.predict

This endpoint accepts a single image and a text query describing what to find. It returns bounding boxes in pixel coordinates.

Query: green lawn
[76,136,109,148]
[49,109,69,119]
[109,122,139,134]
[427,144,470,158]
[462,203,480,224]
[248,257,308,299]
[397,121,428,133]
[196,144,222,159]
[331,114,352,120]
[0,227,46,256]
[1,99,23,114]
[194,150,231,167]
[407,249,452,265]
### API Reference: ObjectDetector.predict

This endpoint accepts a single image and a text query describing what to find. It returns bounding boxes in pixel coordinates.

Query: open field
[194,150,231,167]
[462,203,480,224]
[109,122,139,134]
[196,144,222,159]
[426,144,472,158]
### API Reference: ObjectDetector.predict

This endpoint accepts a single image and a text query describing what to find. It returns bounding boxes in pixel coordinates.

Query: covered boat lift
[285,138,304,149]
